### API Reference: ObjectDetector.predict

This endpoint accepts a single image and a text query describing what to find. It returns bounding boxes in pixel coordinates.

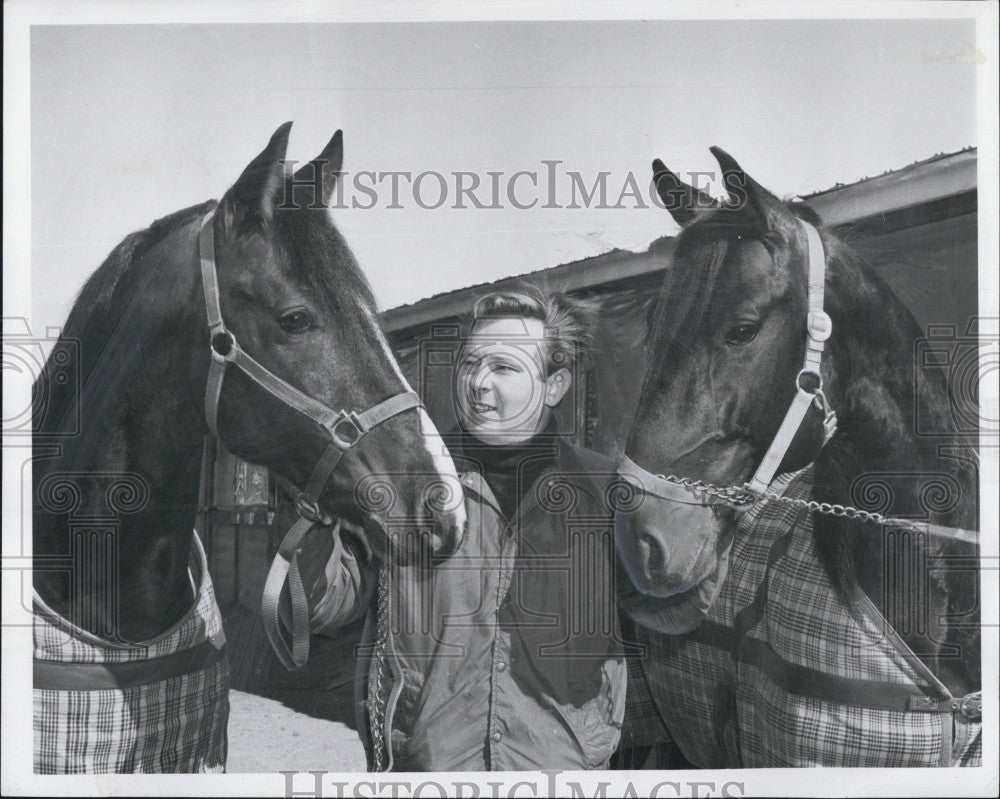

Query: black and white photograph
[3,1,997,796]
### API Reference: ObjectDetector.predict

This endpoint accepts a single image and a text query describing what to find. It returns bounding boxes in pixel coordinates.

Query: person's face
[456,316,571,445]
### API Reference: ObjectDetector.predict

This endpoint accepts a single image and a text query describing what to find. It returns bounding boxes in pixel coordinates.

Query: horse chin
[615,499,732,599]
[428,512,467,563]
[356,511,465,567]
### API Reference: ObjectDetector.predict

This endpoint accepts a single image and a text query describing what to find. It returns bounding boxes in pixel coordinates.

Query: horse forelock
[642,214,755,397]
[270,207,382,341]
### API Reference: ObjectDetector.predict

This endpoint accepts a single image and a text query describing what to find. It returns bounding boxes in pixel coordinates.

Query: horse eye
[725,322,759,345]
[279,311,312,334]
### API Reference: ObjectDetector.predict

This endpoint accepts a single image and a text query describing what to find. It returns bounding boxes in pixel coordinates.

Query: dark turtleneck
[453,416,560,519]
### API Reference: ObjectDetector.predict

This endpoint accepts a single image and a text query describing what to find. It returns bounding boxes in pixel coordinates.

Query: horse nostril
[639,531,664,574]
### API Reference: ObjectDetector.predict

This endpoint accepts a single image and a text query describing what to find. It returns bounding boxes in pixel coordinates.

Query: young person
[293,286,627,771]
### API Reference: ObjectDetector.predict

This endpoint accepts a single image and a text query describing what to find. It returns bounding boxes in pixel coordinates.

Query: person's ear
[544,368,572,408]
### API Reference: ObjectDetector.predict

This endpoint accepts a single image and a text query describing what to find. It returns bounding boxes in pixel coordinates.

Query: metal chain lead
[368,562,392,772]
[655,473,948,535]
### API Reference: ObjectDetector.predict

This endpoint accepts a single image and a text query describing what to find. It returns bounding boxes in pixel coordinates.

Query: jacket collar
[455,438,606,518]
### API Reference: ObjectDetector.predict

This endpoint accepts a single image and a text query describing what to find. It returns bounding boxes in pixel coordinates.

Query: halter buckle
[807,310,832,342]
[328,411,367,450]
[293,493,323,523]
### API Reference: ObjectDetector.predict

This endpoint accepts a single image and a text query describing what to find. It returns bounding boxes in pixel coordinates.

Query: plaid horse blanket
[33,531,230,773]
[630,468,982,768]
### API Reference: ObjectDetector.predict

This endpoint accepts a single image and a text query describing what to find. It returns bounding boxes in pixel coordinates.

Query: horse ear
[710,146,797,242]
[652,158,717,227]
[221,121,293,226]
[291,129,343,208]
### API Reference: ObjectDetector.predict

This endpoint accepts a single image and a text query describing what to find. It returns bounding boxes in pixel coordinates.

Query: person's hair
[470,283,600,375]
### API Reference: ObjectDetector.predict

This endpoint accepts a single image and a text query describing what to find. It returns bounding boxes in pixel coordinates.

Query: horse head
[620,149,979,694]
[203,123,466,564]
[617,148,835,600]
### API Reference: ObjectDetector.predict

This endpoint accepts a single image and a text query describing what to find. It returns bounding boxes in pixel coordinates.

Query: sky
[18,13,986,329]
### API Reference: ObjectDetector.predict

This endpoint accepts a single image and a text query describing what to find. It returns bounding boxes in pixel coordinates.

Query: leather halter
[620,220,838,505]
[198,210,421,520]
[198,210,422,668]
[746,220,838,494]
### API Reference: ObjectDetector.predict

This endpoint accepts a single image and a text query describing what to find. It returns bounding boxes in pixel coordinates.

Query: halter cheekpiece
[745,220,838,493]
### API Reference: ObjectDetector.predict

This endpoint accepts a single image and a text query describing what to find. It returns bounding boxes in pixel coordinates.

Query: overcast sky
[23,15,982,328]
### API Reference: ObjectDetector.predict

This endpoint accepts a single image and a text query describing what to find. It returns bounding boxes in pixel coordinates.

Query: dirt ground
[226,690,366,774]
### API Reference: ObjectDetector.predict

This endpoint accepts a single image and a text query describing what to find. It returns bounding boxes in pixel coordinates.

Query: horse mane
[62,202,217,345]
[813,229,978,523]
[35,200,217,439]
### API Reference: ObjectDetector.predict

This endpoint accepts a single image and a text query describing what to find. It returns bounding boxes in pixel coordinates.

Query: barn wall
[389,201,979,463]
[851,211,978,332]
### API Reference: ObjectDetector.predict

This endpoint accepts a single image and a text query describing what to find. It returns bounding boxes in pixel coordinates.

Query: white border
[4,2,998,797]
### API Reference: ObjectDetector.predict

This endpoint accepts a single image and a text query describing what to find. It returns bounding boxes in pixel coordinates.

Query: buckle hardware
[329,411,367,450]
[294,493,322,523]
[211,330,236,362]
[959,694,982,721]
[795,368,823,396]
[807,310,832,342]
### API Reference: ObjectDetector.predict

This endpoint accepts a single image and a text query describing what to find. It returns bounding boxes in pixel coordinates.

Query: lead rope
[368,561,393,772]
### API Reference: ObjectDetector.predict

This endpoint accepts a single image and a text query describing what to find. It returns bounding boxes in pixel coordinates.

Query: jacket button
[496,661,507,673]
[492,731,502,743]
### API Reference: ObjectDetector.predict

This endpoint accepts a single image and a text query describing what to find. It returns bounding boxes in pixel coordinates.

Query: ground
[226,690,366,774]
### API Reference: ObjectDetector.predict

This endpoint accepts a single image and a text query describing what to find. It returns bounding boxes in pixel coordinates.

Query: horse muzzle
[358,512,464,566]
[615,497,729,598]
[613,456,733,598]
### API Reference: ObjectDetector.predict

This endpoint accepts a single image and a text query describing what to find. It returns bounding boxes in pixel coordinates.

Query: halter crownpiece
[197,210,422,668]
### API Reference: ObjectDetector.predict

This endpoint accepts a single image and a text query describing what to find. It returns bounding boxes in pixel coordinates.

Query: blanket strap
[34,633,226,691]
[683,518,979,766]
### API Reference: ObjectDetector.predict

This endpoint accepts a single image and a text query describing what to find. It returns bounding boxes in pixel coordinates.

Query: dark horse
[32,123,465,772]
[615,148,980,767]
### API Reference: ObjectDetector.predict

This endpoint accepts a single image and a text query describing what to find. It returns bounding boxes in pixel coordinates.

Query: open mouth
[468,400,496,414]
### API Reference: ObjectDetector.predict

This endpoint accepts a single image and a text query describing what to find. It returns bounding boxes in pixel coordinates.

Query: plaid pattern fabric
[639,468,982,767]
[618,646,671,749]
[33,532,230,773]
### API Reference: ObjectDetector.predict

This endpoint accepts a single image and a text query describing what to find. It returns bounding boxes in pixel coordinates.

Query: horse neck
[819,250,977,525]
[34,216,210,643]
[810,248,979,694]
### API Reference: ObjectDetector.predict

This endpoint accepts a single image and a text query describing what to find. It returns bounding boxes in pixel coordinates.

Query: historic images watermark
[278,162,749,212]
[280,769,746,798]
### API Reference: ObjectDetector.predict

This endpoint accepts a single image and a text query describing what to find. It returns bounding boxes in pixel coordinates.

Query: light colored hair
[470,283,599,375]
